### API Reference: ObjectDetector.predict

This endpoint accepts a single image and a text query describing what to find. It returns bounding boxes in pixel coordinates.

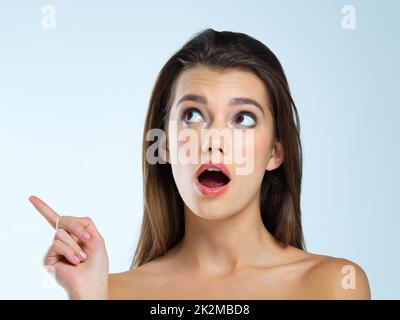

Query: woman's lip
[195,178,230,197]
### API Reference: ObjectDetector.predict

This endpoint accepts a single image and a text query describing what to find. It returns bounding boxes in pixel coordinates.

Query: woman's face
[165,66,283,220]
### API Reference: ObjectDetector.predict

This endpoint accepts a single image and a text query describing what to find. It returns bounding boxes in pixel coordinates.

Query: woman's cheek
[236,130,270,180]
[168,123,202,165]
[169,126,201,194]
[231,129,262,177]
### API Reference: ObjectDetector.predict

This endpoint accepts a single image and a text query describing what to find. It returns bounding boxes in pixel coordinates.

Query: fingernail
[79,251,87,260]
[81,231,90,240]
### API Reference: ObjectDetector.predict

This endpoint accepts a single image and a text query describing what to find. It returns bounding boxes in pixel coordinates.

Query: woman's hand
[29,195,109,299]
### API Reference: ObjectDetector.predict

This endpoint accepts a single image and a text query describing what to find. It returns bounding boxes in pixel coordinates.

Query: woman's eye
[234,112,256,127]
[182,108,204,123]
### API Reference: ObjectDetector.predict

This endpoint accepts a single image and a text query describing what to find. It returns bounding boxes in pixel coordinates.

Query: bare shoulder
[108,270,139,300]
[108,264,153,300]
[301,254,371,300]
[108,257,168,299]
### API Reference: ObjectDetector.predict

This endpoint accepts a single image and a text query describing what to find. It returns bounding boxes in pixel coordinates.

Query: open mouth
[195,163,231,197]
[198,169,230,187]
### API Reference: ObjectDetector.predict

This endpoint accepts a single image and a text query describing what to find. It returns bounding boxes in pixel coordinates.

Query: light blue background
[0,0,398,299]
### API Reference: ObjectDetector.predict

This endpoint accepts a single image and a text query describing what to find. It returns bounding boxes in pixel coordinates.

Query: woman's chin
[190,203,236,221]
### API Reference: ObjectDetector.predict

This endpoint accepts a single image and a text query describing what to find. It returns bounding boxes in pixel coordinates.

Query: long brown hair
[131,28,305,268]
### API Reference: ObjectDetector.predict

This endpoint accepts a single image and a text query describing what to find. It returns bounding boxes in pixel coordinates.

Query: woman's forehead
[174,66,269,106]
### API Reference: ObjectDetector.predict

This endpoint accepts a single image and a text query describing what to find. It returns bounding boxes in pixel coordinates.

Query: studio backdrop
[0,0,399,299]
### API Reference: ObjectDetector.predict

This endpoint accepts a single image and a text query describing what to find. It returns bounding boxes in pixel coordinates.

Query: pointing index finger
[28,195,60,229]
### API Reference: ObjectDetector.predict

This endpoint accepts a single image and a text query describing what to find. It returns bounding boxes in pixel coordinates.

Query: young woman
[29,29,371,299]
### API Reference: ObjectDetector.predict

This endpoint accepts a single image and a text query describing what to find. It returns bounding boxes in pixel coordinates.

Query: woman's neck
[174,194,285,277]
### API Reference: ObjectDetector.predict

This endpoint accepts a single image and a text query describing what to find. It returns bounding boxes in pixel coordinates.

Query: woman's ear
[266,140,284,171]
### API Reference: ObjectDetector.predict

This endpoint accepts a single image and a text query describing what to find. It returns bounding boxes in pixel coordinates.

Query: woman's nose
[200,129,224,155]
[199,114,234,158]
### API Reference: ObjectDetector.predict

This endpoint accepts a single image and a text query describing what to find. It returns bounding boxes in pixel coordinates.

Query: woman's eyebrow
[177,94,265,115]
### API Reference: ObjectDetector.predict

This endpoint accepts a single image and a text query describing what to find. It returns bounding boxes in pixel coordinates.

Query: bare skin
[109,235,371,300]
[109,67,371,300]
[29,195,109,300]
[29,193,370,300]
[30,67,371,300]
